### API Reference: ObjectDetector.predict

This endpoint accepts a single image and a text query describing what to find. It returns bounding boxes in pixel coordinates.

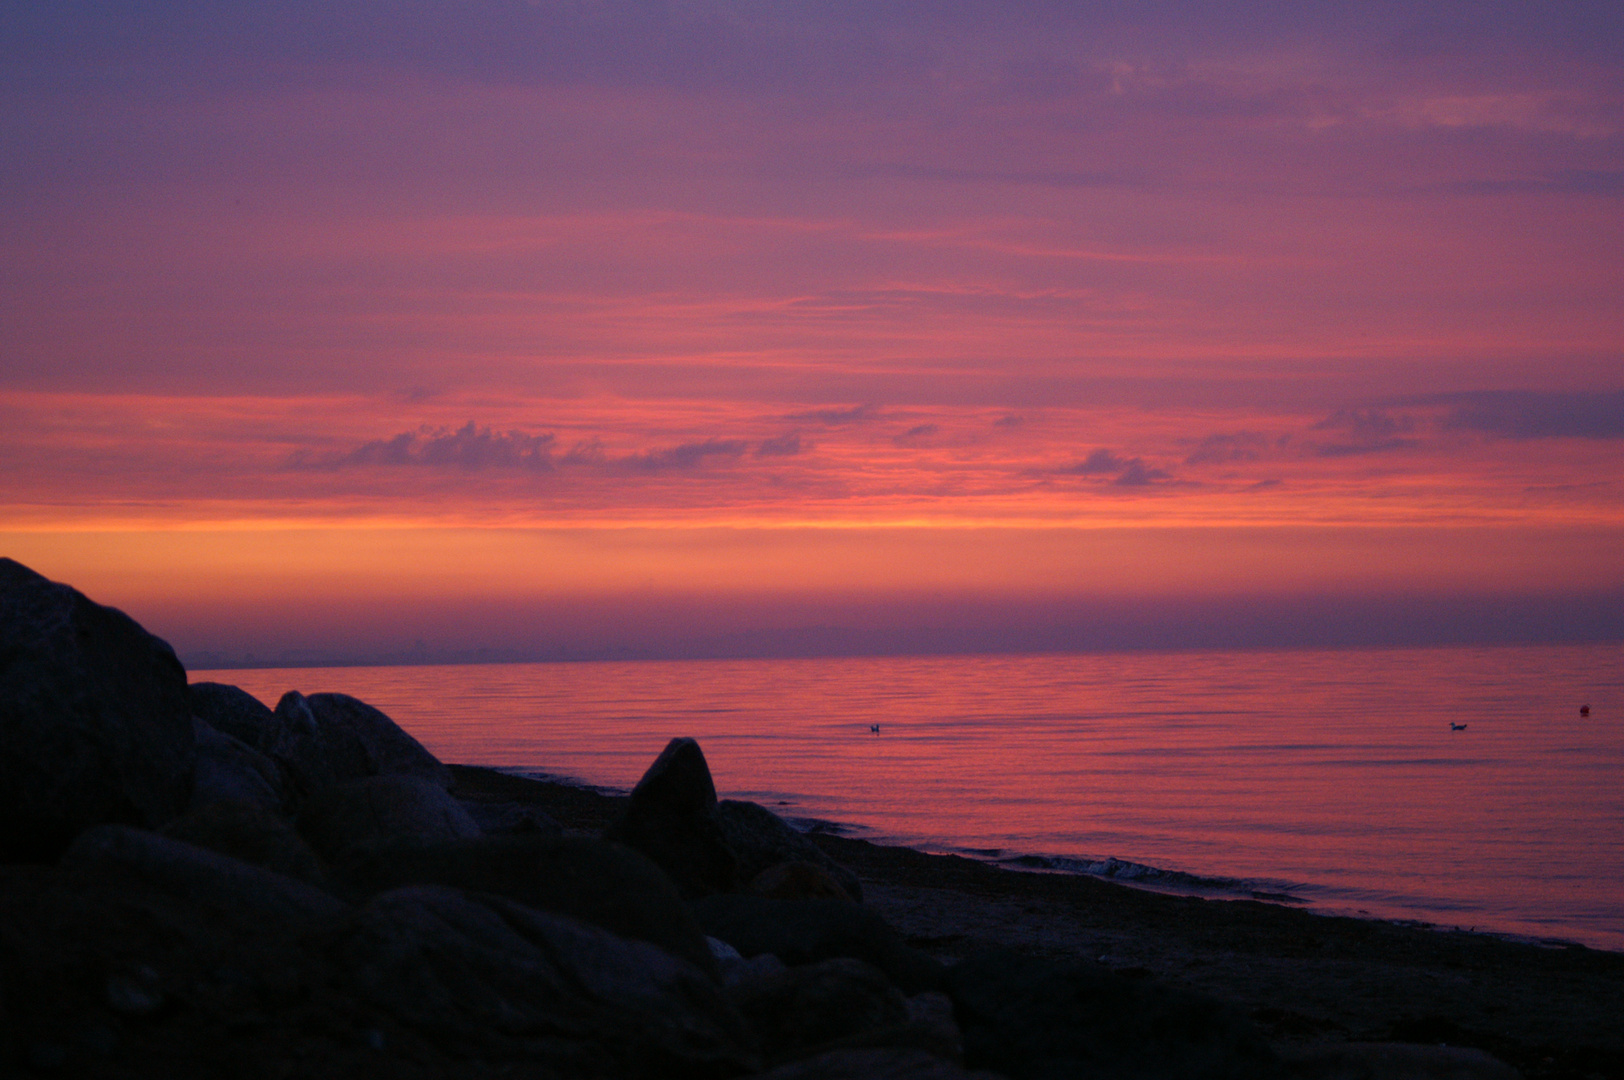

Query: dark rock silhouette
[297,773,481,861]
[605,735,739,897]
[188,716,285,813]
[160,798,327,885]
[457,795,564,835]
[334,884,759,1077]
[750,1048,990,1079]
[720,797,864,901]
[947,947,1282,1080]
[0,558,195,861]
[305,692,452,788]
[189,680,278,746]
[727,955,914,1063]
[266,689,342,799]
[694,893,946,995]
[334,833,718,975]
[749,860,861,902]
[60,824,349,937]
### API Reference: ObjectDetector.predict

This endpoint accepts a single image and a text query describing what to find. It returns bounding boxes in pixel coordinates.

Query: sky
[2,1,1622,665]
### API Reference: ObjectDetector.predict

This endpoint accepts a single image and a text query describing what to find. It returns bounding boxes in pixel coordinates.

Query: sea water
[198,642,1624,951]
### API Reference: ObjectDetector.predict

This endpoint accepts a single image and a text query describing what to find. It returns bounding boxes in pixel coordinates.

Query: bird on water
[1450,722,1468,731]
[1580,704,1591,717]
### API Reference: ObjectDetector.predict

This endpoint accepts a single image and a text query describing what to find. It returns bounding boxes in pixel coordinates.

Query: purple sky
[3,2,1621,663]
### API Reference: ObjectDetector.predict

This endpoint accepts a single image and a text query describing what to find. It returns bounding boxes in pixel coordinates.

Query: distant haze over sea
[177,590,1624,670]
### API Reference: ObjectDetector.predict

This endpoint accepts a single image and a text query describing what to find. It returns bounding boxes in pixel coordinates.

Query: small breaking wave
[989,852,1310,904]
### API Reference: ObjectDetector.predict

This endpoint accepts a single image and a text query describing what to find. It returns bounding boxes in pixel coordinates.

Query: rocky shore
[3,556,1621,1079]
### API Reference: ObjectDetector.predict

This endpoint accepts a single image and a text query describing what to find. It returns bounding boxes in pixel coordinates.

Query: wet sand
[450,764,1624,1080]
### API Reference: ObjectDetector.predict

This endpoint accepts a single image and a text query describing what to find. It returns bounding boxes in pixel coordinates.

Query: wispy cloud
[1184,431,1271,465]
[892,423,940,447]
[755,431,809,458]
[1427,390,1624,439]
[1310,408,1421,457]
[1061,448,1127,475]
[294,423,558,471]
[1113,459,1174,486]
[617,438,748,473]
[786,404,883,426]
[1054,448,1175,487]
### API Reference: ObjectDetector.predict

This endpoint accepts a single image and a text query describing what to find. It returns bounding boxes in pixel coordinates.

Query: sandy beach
[450,764,1624,1080]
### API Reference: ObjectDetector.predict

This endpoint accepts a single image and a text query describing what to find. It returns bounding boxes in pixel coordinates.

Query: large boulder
[0,860,350,1076]
[719,799,863,902]
[335,833,717,974]
[604,737,737,897]
[457,797,563,836]
[946,947,1283,1080]
[187,717,285,813]
[333,885,759,1077]
[305,693,449,787]
[728,955,911,1064]
[265,690,340,800]
[60,824,348,938]
[160,799,327,885]
[297,774,481,861]
[0,558,195,861]
[226,689,450,807]
[188,681,277,747]
[693,894,944,995]
[749,860,859,902]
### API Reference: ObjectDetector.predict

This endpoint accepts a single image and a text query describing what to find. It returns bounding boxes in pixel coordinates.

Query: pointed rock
[605,737,737,897]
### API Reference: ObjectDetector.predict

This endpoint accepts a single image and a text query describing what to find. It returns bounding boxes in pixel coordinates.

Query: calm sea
[197,642,1624,951]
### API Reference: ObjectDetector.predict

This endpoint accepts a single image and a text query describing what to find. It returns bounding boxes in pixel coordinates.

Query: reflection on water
[200,642,1624,950]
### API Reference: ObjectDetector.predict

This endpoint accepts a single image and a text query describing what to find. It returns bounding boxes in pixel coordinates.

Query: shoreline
[451,763,1624,1080]
[482,764,1617,955]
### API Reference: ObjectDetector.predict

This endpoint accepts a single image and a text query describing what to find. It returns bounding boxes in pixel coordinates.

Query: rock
[103,965,166,1017]
[0,854,509,1076]
[728,956,911,1063]
[188,681,277,747]
[160,799,326,885]
[212,689,449,809]
[720,799,864,901]
[458,797,564,836]
[750,1047,1001,1080]
[692,894,945,995]
[722,949,789,988]
[188,717,285,813]
[751,860,859,902]
[334,833,717,975]
[60,824,348,937]
[946,947,1283,1080]
[297,774,480,861]
[605,737,738,897]
[905,992,966,1064]
[266,690,340,799]
[305,693,450,788]
[710,934,746,965]
[1279,1042,1523,1080]
[333,884,759,1077]
[0,558,196,861]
